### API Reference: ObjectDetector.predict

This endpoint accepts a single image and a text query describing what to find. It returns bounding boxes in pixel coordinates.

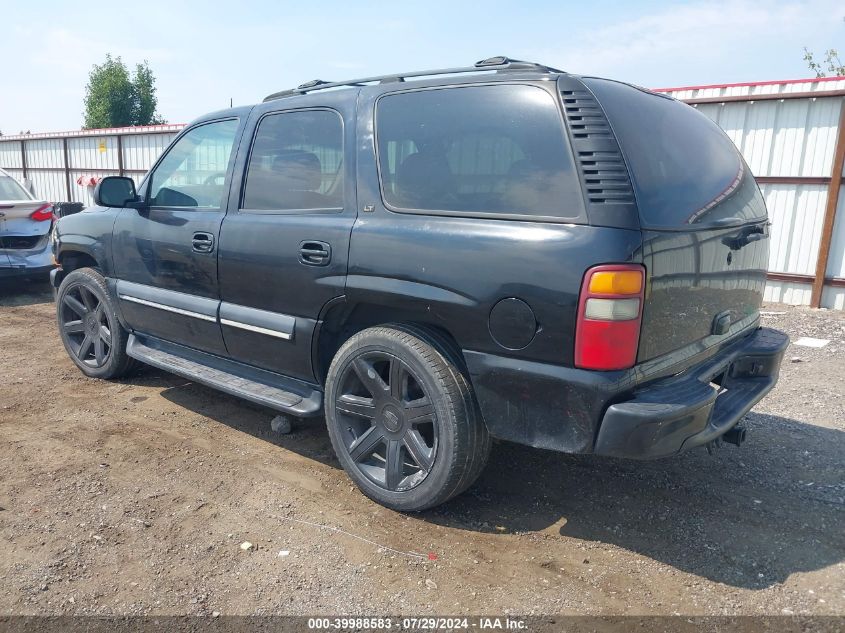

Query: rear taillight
[30,204,54,222]
[574,264,645,371]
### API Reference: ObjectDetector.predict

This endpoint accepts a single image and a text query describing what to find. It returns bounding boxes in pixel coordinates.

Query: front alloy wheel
[56,267,136,379]
[60,284,112,367]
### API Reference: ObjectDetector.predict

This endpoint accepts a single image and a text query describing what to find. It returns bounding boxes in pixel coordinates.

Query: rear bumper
[594,327,788,458]
[0,263,54,279]
[464,326,788,458]
[0,237,54,278]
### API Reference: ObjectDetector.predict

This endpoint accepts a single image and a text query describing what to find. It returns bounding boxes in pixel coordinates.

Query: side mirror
[93,176,143,209]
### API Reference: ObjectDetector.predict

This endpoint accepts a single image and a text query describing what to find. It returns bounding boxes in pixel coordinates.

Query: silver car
[0,168,54,280]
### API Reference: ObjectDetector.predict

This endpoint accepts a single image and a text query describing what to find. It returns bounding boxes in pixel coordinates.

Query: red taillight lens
[30,204,54,222]
[574,264,645,371]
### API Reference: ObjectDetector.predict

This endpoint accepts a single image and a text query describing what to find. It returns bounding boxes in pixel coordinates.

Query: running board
[126,334,322,417]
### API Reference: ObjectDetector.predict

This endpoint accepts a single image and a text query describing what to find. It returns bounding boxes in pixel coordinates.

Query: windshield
[0,175,31,201]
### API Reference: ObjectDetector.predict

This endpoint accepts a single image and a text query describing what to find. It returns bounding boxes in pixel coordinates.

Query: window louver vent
[561,91,613,140]
[560,85,635,206]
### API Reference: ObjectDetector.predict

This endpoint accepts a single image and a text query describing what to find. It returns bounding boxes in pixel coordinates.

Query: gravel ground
[0,279,842,616]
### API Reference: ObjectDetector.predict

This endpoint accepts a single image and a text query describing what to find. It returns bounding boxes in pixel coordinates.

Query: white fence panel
[68,136,120,171]
[0,140,23,169]
[695,98,841,178]
[761,183,827,276]
[122,133,178,172]
[25,139,64,168]
[29,171,67,202]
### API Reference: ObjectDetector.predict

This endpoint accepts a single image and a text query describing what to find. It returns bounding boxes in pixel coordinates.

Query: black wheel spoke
[336,394,376,419]
[349,425,385,462]
[63,320,85,335]
[94,338,106,364]
[77,335,94,360]
[403,429,434,472]
[388,358,406,400]
[385,439,403,490]
[63,294,88,317]
[99,325,112,346]
[404,397,433,423]
[79,286,97,312]
[352,358,388,398]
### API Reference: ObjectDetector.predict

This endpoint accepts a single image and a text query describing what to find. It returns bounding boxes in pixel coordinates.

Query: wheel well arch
[313,301,467,386]
[59,250,100,274]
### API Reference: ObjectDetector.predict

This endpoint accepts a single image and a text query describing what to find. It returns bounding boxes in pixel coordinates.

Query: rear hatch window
[0,175,31,201]
[582,78,766,228]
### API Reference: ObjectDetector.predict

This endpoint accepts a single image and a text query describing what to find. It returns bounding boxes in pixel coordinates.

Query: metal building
[1,75,844,308]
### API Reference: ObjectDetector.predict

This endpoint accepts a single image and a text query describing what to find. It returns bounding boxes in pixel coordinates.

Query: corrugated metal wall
[0,125,182,206]
[2,77,845,308]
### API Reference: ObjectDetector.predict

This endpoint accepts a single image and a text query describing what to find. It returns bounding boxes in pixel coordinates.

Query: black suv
[51,57,788,511]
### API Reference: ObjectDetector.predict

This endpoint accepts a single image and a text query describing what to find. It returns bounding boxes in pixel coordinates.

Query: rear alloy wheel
[56,267,136,379]
[335,351,438,492]
[325,325,490,511]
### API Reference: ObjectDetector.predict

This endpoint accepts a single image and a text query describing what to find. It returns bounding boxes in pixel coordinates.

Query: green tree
[804,18,845,78]
[83,55,165,129]
[132,61,165,126]
[803,47,845,78]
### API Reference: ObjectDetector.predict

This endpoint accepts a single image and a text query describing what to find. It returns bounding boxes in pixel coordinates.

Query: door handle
[299,240,331,266]
[192,232,215,253]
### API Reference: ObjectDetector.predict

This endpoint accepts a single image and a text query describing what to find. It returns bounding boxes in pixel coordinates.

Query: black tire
[56,267,137,379]
[325,325,490,511]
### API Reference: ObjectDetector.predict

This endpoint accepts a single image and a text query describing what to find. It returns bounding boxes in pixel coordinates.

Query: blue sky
[1,0,843,133]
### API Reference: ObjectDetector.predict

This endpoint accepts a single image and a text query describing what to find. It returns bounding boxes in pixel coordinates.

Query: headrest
[271,150,322,191]
[395,152,453,205]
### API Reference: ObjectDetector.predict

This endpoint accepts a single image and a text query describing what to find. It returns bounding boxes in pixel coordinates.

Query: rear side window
[0,175,30,201]
[242,109,344,212]
[583,78,766,227]
[376,84,585,220]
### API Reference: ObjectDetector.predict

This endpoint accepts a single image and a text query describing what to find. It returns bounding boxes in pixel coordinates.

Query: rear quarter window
[583,78,766,228]
[375,84,586,221]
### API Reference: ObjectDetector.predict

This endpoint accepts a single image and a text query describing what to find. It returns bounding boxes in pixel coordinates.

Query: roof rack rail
[263,56,565,102]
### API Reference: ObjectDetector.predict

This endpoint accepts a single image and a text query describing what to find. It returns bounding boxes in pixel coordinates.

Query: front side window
[148,119,239,209]
[376,84,584,219]
[241,110,344,212]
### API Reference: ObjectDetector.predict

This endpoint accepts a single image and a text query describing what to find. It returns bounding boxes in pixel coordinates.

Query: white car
[0,168,54,280]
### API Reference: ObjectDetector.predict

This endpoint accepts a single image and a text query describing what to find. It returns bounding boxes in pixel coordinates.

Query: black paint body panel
[51,69,787,460]
[639,222,769,361]
[215,91,358,382]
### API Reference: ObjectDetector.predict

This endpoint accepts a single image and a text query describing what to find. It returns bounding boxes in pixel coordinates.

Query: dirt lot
[0,278,843,617]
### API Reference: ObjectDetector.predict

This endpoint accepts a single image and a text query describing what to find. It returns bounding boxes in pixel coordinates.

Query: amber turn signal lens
[588,270,643,295]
